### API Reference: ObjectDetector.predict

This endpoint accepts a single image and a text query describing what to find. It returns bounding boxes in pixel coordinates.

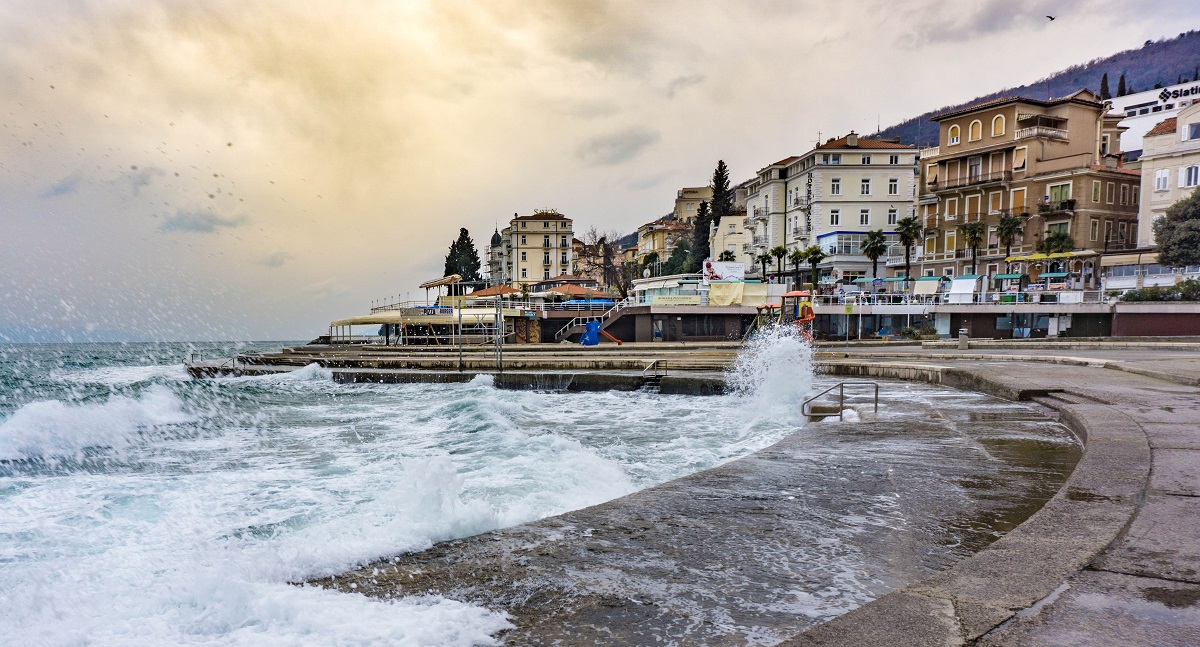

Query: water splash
[725,324,816,416]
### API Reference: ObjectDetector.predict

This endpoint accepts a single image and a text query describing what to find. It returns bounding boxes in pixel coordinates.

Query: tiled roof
[1146,117,1178,136]
[932,90,1102,122]
[814,136,915,150]
[469,284,521,297]
[770,156,801,166]
[512,211,570,221]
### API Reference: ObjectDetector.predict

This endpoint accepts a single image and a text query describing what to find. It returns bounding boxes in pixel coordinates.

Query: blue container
[581,320,601,346]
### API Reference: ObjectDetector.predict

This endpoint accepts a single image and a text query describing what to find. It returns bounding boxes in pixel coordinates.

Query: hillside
[880,30,1200,147]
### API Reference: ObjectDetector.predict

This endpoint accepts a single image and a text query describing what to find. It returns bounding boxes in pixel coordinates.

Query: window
[1093,180,1102,202]
[1090,219,1099,242]
[520,234,527,244]
[1011,188,1027,212]
[824,153,841,165]
[544,270,550,280]
[888,208,898,225]
[1048,222,1069,236]
[728,223,735,232]
[889,154,900,165]
[543,234,551,247]
[520,222,527,228]
[992,115,1005,137]
[1119,184,1129,205]
[1106,182,1115,204]
[1100,134,1110,156]
[830,209,840,226]
[1013,147,1027,171]
[945,231,957,254]
[1118,221,1128,241]
[1185,165,1200,188]
[968,157,981,182]
[945,197,958,219]
[831,178,841,195]
[860,178,871,195]
[521,268,527,278]
[948,125,961,145]
[888,178,899,195]
[1155,169,1170,191]
[520,251,527,261]
[1188,123,1200,140]
[561,252,568,265]
[1049,183,1071,203]
[860,209,870,225]
[543,252,550,264]
[926,164,939,189]
[989,191,1002,213]
[861,155,872,165]
[561,235,568,246]
[968,119,982,141]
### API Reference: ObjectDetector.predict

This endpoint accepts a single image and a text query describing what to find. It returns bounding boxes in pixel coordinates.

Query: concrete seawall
[206,342,1200,644]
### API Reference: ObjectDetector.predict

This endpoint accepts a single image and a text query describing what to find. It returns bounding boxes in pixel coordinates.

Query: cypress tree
[1099,73,1110,100]
[443,228,482,285]
[1117,73,1127,97]
[709,160,733,228]
[689,201,711,272]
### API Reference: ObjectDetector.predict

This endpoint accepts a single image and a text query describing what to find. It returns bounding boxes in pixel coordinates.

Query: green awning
[993,273,1025,280]
[956,274,983,280]
[852,277,875,283]
[1040,272,1074,278]
[915,276,943,281]
[883,277,908,282]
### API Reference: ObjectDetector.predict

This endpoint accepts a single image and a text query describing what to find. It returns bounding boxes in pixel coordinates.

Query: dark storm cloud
[576,127,661,166]
[158,210,247,234]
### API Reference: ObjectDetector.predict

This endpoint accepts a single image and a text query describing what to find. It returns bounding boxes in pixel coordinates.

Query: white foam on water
[0,346,814,646]
[50,363,190,387]
[726,324,816,424]
[0,385,195,461]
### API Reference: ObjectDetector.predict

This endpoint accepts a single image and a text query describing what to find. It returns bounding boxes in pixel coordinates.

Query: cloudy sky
[0,0,1193,341]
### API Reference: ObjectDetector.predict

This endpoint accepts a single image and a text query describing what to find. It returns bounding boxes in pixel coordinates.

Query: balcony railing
[920,146,940,159]
[1016,126,1068,141]
[743,216,755,228]
[1038,199,1076,214]
[929,169,1013,191]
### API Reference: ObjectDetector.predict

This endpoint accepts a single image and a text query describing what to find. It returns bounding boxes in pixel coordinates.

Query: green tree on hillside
[1117,73,1127,96]
[1153,188,1200,268]
[1099,72,1111,100]
[689,201,711,272]
[662,238,693,275]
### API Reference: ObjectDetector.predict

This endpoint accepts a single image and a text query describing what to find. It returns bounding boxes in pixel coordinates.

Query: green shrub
[1120,279,1200,302]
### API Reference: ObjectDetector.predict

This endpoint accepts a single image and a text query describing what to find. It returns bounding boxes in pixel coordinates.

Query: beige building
[674,186,713,223]
[1137,105,1200,246]
[916,90,1139,287]
[493,210,575,288]
[636,214,690,266]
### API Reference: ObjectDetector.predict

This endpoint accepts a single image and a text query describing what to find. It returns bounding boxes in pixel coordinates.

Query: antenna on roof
[876,114,881,135]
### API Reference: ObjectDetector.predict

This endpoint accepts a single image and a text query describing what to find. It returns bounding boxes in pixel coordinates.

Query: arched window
[968,120,983,141]
[948,125,961,145]
[992,115,1005,137]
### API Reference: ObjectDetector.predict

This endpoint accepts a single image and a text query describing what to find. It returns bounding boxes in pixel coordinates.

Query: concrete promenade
[244,340,1200,644]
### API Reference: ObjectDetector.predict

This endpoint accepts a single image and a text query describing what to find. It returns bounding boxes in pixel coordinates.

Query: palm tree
[895,215,923,286]
[788,248,806,289]
[861,229,888,280]
[756,252,771,278]
[958,221,986,274]
[769,245,788,277]
[997,213,1025,270]
[1039,230,1075,254]
[804,245,827,287]
[717,250,736,262]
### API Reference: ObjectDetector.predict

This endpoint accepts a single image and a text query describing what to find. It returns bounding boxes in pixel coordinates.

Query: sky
[0,0,1195,342]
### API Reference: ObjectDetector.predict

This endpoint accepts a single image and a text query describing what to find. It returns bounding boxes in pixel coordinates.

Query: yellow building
[498,210,575,288]
[636,215,690,266]
[674,186,713,223]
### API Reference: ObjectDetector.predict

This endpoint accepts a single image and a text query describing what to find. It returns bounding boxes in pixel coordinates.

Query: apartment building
[916,90,1140,287]
[1137,104,1200,246]
[636,214,690,265]
[674,186,713,223]
[743,134,917,283]
[708,180,749,263]
[1109,78,1200,153]
[491,210,575,288]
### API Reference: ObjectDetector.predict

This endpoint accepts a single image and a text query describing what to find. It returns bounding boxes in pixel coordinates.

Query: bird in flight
[1046,15,1056,20]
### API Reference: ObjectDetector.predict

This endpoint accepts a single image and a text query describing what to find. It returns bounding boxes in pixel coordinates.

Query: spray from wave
[725,324,816,417]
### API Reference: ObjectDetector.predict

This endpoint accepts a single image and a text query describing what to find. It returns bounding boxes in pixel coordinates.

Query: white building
[742,133,917,284]
[1109,79,1200,154]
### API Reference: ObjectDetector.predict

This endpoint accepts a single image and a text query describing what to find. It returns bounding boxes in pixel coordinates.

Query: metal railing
[1016,126,1068,141]
[642,359,667,378]
[802,381,879,421]
[554,295,636,341]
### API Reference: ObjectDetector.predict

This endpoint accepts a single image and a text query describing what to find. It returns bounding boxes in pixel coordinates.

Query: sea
[0,333,1077,646]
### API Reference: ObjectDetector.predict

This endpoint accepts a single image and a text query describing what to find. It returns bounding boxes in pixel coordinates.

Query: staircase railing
[555,296,636,341]
[801,381,879,421]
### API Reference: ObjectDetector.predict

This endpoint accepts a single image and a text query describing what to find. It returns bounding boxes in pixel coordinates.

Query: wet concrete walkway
[298,342,1200,645]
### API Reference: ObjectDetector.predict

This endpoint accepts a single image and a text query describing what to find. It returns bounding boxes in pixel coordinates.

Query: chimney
[847,131,858,147]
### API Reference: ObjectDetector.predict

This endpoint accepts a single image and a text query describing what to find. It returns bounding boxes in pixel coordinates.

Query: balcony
[752,207,769,221]
[1016,126,1068,141]
[919,146,940,159]
[923,214,940,230]
[1038,199,1076,215]
[930,169,1013,191]
[743,216,755,228]
[792,197,810,209]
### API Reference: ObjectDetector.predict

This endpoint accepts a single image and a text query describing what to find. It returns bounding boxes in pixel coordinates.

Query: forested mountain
[880,30,1200,147]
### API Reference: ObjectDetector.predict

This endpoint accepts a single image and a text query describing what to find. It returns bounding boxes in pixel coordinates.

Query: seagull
[1046,15,1056,20]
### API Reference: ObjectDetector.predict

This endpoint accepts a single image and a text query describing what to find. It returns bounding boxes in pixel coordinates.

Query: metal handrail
[642,359,666,378]
[801,381,879,420]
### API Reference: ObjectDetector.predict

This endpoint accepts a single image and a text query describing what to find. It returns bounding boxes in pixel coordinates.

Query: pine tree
[443,228,482,286]
[1117,73,1127,97]
[1099,73,1111,100]
[709,161,733,228]
[689,201,711,272]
